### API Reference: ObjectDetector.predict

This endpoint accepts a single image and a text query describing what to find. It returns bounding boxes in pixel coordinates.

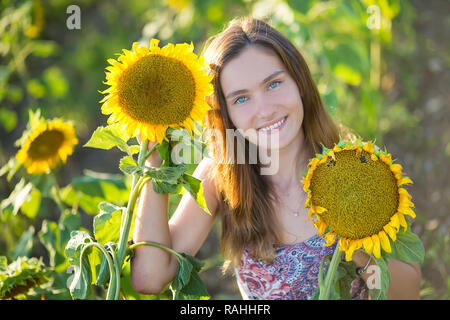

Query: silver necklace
[285,202,301,217]
[278,184,301,217]
[277,193,302,217]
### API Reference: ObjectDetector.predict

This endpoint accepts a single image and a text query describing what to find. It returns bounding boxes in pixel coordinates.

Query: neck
[265,129,314,192]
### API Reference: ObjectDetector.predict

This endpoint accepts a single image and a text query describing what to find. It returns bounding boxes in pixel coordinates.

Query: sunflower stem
[129,241,181,260]
[319,241,343,300]
[142,141,159,165]
[114,140,148,299]
[49,171,67,212]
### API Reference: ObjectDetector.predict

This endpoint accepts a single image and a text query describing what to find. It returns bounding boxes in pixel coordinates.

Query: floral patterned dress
[235,234,368,300]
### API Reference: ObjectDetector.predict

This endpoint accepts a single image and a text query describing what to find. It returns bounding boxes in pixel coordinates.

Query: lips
[258,116,287,133]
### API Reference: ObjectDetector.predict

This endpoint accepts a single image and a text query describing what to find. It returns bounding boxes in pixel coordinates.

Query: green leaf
[29,174,55,198]
[32,40,59,57]
[144,164,187,182]
[0,157,20,182]
[389,228,425,263]
[62,172,129,214]
[169,252,209,300]
[152,179,179,194]
[180,252,204,273]
[20,188,41,220]
[95,242,116,287]
[333,64,361,85]
[0,256,50,300]
[11,226,35,260]
[174,271,209,300]
[64,231,94,299]
[180,174,210,214]
[171,256,193,292]
[286,0,317,14]
[0,108,18,132]
[93,202,123,245]
[369,256,390,300]
[69,255,92,300]
[333,260,357,300]
[59,210,82,247]
[42,66,68,98]
[157,140,171,163]
[144,164,187,195]
[27,79,46,98]
[84,246,103,287]
[38,210,80,272]
[119,156,140,175]
[39,220,62,268]
[84,124,132,155]
[65,231,93,264]
[0,178,33,216]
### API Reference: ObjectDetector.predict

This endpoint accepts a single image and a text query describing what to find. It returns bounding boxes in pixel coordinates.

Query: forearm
[352,251,421,300]
[130,179,177,294]
[386,259,421,299]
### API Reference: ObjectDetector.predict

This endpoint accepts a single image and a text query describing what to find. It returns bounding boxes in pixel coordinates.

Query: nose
[255,94,277,121]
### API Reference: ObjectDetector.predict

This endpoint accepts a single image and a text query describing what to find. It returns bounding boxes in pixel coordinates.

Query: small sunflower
[16,118,78,175]
[99,39,213,143]
[302,139,415,261]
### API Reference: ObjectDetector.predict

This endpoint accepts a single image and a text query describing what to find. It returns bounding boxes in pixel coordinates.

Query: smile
[258,116,287,133]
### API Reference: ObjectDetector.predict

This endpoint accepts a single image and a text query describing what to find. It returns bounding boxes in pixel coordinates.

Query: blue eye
[234,96,248,104]
[268,80,281,90]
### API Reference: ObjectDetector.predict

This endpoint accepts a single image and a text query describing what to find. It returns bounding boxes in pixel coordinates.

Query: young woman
[131,17,421,300]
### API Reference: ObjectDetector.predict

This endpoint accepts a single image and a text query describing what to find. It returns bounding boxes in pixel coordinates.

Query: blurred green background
[0,0,448,299]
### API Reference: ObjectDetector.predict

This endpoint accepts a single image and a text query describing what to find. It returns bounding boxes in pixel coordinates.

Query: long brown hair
[202,17,350,269]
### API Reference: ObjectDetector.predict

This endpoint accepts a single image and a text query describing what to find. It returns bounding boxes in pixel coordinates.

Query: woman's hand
[137,135,163,167]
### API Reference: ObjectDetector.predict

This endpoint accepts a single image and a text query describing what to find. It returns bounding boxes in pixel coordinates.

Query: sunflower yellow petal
[314,206,327,214]
[371,234,381,259]
[378,230,391,253]
[363,236,374,255]
[389,213,400,231]
[390,163,403,175]
[317,221,327,236]
[399,206,416,219]
[339,237,349,251]
[397,213,408,231]
[345,240,360,262]
[363,141,374,153]
[307,207,313,220]
[398,187,411,198]
[383,224,397,242]
[380,153,392,164]
[397,177,413,186]
[324,232,337,247]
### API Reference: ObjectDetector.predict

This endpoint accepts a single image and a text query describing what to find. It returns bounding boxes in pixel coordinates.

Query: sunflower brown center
[310,150,399,239]
[28,129,65,160]
[117,54,196,125]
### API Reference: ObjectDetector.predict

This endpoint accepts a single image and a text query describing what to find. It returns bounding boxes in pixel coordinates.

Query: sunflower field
[0,0,448,300]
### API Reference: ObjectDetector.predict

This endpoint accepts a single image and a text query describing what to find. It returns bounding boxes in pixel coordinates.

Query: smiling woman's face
[220,45,304,150]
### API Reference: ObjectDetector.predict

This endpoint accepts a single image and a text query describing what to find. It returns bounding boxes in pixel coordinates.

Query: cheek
[227,106,253,130]
[282,91,304,124]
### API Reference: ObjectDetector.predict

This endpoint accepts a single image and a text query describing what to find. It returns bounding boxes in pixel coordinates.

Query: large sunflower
[99,39,213,143]
[16,118,78,175]
[302,139,415,261]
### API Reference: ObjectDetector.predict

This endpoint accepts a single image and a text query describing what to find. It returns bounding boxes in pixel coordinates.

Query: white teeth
[259,117,286,132]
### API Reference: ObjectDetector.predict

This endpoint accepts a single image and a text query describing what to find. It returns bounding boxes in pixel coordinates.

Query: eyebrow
[225,70,285,100]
